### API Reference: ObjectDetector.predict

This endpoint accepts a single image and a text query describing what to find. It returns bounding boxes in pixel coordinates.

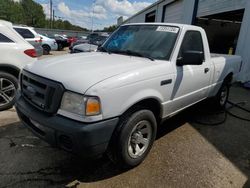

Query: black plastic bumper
[15,94,119,158]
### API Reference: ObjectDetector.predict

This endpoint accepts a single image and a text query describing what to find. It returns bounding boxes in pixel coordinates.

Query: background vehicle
[0,20,37,111]
[39,34,58,55]
[49,35,70,51]
[70,34,108,53]
[67,36,78,46]
[16,23,241,168]
[71,43,98,53]
[69,38,88,52]
[90,35,109,46]
[13,25,43,57]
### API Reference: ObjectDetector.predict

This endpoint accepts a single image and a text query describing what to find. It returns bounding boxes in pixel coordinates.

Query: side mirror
[177,51,204,66]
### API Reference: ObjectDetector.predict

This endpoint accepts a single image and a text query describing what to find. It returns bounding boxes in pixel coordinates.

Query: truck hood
[24,52,154,93]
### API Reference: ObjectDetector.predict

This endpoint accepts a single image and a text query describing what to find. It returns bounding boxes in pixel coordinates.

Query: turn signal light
[86,98,101,116]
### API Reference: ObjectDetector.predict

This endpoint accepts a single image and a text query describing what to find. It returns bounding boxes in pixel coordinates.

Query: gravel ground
[0,51,249,188]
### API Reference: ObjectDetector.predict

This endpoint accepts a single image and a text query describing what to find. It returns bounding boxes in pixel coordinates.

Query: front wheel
[0,72,18,111]
[108,109,157,168]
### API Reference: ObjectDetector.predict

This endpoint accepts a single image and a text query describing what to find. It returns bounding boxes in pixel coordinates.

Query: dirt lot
[0,51,249,188]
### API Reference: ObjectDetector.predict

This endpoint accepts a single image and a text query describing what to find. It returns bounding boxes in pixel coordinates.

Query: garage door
[163,0,184,23]
[197,0,246,17]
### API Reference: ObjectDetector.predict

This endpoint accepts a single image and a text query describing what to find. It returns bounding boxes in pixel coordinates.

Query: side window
[14,28,34,39]
[0,33,14,43]
[178,31,205,61]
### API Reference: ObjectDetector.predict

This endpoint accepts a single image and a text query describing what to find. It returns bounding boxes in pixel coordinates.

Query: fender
[119,88,164,116]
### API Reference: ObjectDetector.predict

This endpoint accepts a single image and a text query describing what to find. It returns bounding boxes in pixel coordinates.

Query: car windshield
[102,25,179,60]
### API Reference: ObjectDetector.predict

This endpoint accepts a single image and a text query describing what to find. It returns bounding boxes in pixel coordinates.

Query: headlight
[60,91,101,117]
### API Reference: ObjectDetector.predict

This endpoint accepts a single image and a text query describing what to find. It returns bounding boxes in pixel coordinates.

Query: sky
[32,0,157,30]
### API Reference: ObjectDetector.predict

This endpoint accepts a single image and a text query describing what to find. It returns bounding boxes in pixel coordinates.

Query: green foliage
[0,0,88,31]
[103,25,117,32]
[20,0,46,27]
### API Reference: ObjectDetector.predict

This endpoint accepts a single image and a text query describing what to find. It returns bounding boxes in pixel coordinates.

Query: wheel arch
[121,97,163,123]
[224,72,233,84]
[0,64,20,79]
[42,44,51,49]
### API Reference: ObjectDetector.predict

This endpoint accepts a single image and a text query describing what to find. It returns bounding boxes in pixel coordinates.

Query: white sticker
[156,26,179,33]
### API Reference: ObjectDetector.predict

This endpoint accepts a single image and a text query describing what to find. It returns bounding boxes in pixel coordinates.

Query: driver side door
[170,30,211,112]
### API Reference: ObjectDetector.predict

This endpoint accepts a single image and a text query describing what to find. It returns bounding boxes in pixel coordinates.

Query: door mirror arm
[176,57,184,66]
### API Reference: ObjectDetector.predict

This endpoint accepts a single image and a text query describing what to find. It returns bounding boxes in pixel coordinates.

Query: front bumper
[15,94,119,158]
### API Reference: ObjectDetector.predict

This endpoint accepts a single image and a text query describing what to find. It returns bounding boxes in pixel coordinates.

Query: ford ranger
[15,23,241,168]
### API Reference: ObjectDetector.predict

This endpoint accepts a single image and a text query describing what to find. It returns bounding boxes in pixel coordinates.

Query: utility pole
[50,0,53,29]
[91,0,96,33]
[52,9,55,29]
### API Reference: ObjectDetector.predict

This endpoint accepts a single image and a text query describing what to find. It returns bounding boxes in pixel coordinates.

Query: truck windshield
[101,25,179,61]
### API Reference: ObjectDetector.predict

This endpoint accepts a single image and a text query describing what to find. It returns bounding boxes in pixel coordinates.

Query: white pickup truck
[16,23,241,168]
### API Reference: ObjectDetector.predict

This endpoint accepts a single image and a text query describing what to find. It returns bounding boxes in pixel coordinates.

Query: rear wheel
[58,43,63,51]
[108,109,157,168]
[42,44,51,55]
[214,82,230,109]
[0,72,18,111]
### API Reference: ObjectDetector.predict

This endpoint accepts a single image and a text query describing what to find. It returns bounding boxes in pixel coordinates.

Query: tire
[42,44,51,55]
[214,81,230,109]
[0,72,18,111]
[108,109,157,168]
[58,43,63,51]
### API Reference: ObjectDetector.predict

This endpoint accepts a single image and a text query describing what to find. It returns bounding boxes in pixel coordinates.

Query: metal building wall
[124,0,196,25]
[236,0,250,82]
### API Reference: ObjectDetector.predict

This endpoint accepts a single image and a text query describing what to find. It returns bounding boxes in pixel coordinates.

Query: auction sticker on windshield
[156,26,179,33]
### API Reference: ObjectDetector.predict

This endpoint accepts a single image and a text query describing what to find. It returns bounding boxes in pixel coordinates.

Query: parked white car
[39,34,58,55]
[16,23,241,168]
[13,25,43,57]
[0,20,37,111]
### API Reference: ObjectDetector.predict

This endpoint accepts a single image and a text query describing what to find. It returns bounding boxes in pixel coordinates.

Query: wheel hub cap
[128,120,152,159]
[0,78,16,107]
[220,87,228,106]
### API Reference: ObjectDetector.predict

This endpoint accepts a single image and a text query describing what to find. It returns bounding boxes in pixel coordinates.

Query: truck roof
[122,22,202,30]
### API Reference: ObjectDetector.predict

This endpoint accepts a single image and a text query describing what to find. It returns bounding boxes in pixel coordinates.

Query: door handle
[204,68,210,73]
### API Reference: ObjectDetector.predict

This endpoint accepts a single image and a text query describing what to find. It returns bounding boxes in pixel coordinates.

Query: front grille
[21,70,64,114]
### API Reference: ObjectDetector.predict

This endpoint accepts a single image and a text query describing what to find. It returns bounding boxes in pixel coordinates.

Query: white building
[122,0,250,82]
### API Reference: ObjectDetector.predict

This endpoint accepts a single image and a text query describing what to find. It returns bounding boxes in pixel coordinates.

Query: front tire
[0,72,18,111]
[108,109,157,168]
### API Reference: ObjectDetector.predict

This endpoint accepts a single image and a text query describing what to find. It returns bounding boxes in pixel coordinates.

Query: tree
[0,0,88,31]
[21,0,46,27]
[103,25,117,32]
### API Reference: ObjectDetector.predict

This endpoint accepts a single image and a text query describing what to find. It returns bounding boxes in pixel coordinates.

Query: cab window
[178,31,205,62]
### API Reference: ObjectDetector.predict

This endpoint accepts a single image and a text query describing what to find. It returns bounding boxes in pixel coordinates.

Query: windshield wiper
[98,46,111,54]
[125,50,155,61]
[111,50,155,61]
